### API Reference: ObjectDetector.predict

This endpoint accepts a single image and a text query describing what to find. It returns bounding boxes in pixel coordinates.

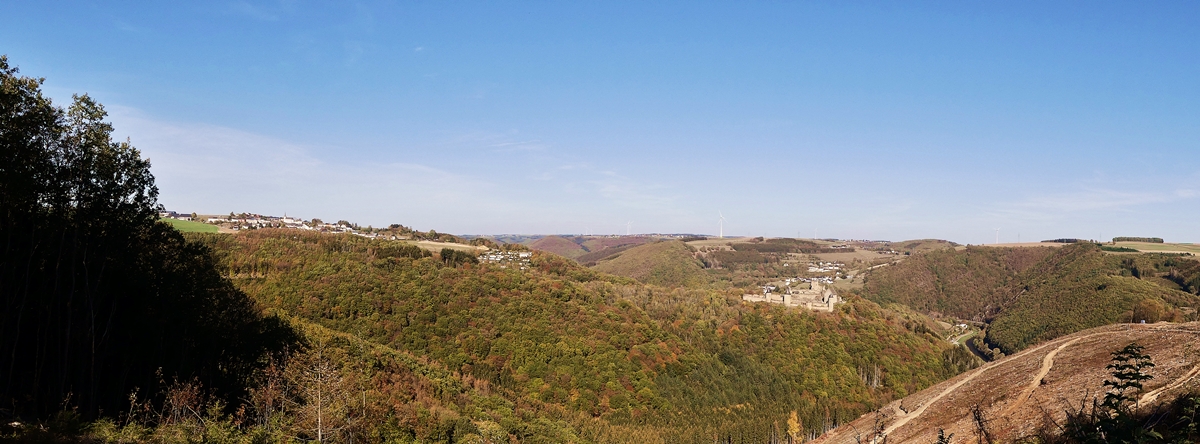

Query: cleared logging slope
[813,322,1200,443]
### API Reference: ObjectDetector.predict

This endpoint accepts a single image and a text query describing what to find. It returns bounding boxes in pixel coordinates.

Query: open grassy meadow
[683,236,755,249]
[1116,241,1200,255]
[412,239,482,252]
[160,218,218,233]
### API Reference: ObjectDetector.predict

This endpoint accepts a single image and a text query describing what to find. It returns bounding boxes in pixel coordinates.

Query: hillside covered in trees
[590,240,709,288]
[860,244,1200,355]
[11,54,1200,443]
[191,230,970,441]
[0,54,987,443]
[526,236,652,261]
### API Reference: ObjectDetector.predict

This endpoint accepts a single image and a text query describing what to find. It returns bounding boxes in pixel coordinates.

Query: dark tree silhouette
[0,56,296,420]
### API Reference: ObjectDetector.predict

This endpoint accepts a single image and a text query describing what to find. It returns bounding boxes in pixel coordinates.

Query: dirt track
[1001,336,1085,417]
[813,323,1200,443]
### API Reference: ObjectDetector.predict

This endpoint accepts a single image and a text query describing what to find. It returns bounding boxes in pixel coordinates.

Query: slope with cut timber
[812,322,1200,444]
[590,240,708,288]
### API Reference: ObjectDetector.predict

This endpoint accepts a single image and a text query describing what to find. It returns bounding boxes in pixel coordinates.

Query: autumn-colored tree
[787,410,803,443]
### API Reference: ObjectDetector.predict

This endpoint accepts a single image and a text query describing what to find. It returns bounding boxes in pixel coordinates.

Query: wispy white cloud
[1013,188,1170,213]
[85,105,1200,240]
[107,106,510,228]
[586,170,679,212]
[102,106,693,234]
[980,185,1200,229]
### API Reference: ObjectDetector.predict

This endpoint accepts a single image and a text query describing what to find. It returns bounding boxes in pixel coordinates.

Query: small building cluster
[807,261,843,273]
[159,210,193,220]
[780,276,835,286]
[171,211,398,239]
[203,214,321,231]
[478,251,532,270]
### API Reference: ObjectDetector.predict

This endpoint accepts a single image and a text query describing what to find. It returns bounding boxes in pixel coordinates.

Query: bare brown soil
[812,322,1200,444]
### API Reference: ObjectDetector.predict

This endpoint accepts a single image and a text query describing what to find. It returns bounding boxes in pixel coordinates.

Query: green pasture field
[160,218,218,233]
[1115,241,1200,255]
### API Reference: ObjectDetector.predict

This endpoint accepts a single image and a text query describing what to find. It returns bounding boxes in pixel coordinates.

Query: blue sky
[5,1,1199,243]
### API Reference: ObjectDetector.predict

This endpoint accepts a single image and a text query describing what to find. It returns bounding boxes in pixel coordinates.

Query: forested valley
[860,244,1200,357]
[2,57,973,443]
[8,54,1200,443]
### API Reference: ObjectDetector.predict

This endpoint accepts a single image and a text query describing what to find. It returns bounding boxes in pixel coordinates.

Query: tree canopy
[0,56,296,419]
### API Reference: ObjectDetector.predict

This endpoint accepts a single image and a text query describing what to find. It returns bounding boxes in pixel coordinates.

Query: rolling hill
[580,236,653,252]
[863,245,1057,321]
[525,235,655,261]
[861,243,1200,356]
[889,239,958,254]
[526,235,589,258]
[813,322,1200,443]
[590,240,708,287]
[576,242,641,265]
[185,229,968,441]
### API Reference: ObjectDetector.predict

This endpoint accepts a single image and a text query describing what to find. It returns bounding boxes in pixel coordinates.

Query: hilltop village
[161,210,397,237]
[161,212,880,317]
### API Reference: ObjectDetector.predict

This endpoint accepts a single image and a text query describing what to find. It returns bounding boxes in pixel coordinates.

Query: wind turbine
[626,221,632,236]
[994,228,1001,245]
[719,212,726,239]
